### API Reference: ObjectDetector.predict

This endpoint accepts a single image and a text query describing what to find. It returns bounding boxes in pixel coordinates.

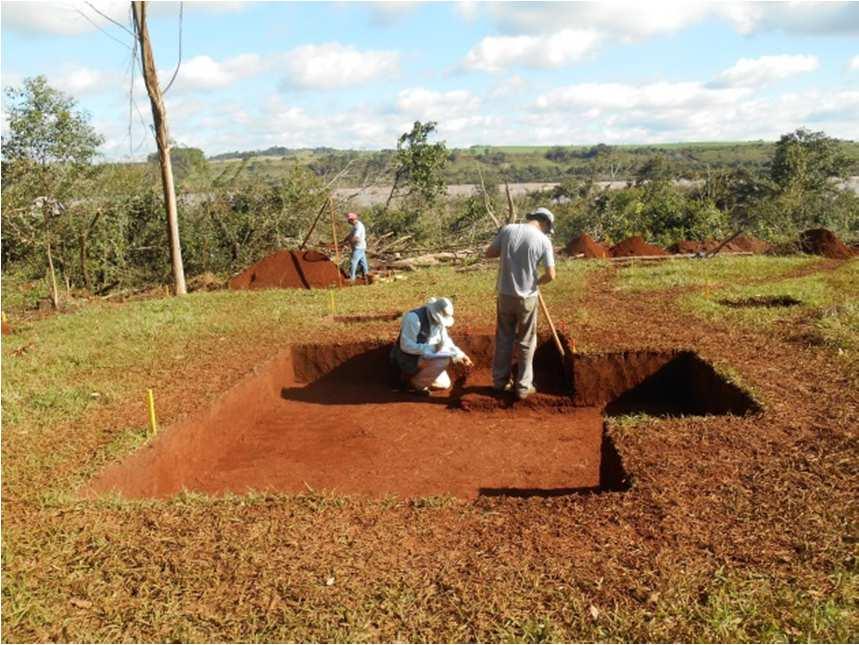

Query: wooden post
[329,200,343,287]
[132,1,187,296]
[299,197,331,250]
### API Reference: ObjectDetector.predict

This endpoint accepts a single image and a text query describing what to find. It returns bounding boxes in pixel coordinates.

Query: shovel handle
[537,291,565,358]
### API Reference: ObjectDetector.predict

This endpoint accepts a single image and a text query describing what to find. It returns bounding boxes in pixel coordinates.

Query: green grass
[615,255,816,292]
[3,256,856,642]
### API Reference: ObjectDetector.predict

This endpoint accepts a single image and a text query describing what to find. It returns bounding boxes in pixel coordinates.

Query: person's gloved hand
[453,352,473,367]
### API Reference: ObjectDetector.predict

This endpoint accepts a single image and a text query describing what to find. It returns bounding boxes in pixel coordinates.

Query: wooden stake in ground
[132,1,187,296]
[328,200,343,288]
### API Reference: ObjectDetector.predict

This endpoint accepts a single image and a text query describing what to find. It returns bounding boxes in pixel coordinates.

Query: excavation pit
[86,335,758,500]
[719,295,801,308]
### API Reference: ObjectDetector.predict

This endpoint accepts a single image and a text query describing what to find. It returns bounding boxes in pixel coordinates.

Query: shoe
[515,385,537,401]
[492,379,513,393]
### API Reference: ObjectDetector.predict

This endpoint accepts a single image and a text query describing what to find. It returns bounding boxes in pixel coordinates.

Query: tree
[148,146,208,185]
[2,75,104,308]
[384,120,448,210]
[771,128,850,194]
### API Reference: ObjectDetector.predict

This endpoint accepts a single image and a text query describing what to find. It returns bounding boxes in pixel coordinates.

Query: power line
[85,1,134,37]
[162,2,183,95]
[75,6,131,49]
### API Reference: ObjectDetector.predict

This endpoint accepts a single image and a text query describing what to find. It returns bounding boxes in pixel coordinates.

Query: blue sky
[2,1,858,160]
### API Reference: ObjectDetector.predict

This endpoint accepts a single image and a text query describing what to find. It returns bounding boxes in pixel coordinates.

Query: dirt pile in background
[668,235,771,255]
[609,236,668,257]
[729,234,771,254]
[228,249,346,290]
[565,234,609,258]
[669,239,720,254]
[799,228,854,260]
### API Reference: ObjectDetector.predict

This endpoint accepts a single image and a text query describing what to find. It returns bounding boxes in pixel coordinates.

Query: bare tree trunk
[46,238,59,310]
[132,1,187,296]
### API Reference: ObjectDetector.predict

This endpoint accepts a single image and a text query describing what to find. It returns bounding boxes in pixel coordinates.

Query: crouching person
[390,297,473,393]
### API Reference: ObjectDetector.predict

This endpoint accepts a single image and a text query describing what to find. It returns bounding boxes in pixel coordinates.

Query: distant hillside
[207,140,859,186]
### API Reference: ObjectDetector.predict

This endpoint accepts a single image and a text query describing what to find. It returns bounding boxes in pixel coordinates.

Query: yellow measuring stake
[147,388,158,436]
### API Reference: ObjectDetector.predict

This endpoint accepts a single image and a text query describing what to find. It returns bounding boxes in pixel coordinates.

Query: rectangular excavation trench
[86,334,759,500]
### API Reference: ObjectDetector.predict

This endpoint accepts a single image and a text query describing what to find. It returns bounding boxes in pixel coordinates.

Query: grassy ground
[2,256,857,642]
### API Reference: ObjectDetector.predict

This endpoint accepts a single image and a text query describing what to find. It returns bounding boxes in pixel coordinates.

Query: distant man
[342,211,368,281]
[390,297,473,393]
[485,207,556,400]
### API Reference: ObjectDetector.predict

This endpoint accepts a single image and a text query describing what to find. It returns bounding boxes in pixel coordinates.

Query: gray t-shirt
[488,223,555,298]
[349,221,367,250]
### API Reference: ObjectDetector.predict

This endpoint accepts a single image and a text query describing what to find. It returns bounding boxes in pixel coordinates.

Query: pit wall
[86,335,759,498]
[86,352,297,498]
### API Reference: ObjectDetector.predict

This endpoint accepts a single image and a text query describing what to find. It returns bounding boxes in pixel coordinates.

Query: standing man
[342,211,369,281]
[485,207,556,400]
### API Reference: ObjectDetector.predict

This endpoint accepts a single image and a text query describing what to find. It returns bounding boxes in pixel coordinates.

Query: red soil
[799,228,854,260]
[86,340,606,499]
[669,235,771,255]
[565,234,609,258]
[609,236,668,257]
[228,249,346,290]
[85,334,757,501]
[729,234,771,254]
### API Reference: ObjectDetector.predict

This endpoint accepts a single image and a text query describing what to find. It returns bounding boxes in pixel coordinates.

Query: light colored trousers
[492,293,539,396]
[410,357,452,390]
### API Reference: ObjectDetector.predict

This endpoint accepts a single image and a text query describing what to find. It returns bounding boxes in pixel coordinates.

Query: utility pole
[131,0,187,295]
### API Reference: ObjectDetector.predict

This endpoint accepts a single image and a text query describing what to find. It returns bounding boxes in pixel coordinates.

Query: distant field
[207,140,859,186]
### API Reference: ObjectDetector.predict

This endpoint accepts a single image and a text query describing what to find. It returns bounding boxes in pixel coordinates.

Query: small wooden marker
[147,388,158,436]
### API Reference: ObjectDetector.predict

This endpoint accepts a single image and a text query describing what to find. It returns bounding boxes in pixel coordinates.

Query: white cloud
[396,87,480,119]
[469,2,859,40]
[535,81,749,111]
[485,2,711,39]
[719,2,859,35]
[2,1,128,37]
[281,43,399,90]
[489,75,529,99]
[169,54,264,91]
[713,55,819,88]
[463,29,601,72]
[2,1,248,36]
[366,1,422,26]
[849,55,859,71]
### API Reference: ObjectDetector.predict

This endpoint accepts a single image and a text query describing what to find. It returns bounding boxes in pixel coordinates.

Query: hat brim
[438,313,454,327]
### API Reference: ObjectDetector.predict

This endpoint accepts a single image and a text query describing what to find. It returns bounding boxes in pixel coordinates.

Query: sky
[2,0,858,160]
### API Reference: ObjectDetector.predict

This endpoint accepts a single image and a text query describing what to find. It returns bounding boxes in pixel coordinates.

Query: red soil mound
[669,240,718,254]
[799,228,854,260]
[228,249,346,290]
[565,233,609,258]
[609,236,668,257]
[728,234,771,254]
[669,235,771,255]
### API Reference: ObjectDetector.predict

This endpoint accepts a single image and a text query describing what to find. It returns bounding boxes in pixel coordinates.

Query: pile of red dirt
[799,228,854,260]
[609,236,668,258]
[669,239,720,254]
[668,235,771,255]
[565,233,609,258]
[228,249,346,290]
[728,234,771,254]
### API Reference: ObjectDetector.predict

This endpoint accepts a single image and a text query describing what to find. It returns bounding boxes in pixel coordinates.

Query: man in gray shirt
[485,207,556,400]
